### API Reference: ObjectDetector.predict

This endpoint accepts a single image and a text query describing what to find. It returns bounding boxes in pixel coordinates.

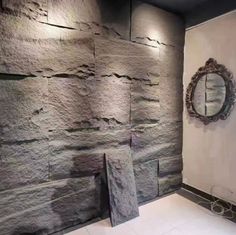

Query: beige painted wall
[183,11,236,203]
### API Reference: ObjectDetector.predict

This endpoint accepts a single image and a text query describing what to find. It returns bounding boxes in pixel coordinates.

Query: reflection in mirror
[193,73,226,116]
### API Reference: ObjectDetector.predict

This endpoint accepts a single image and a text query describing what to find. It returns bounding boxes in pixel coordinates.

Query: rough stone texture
[1,0,48,21]
[134,160,158,203]
[0,76,48,142]
[131,80,160,124]
[132,122,182,163]
[131,0,185,48]
[49,128,131,180]
[158,174,182,196]
[159,156,183,176]
[105,149,139,226]
[95,36,160,57]
[0,38,94,77]
[48,0,130,39]
[0,13,92,41]
[0,177,99,235]
[0,140,49,191]
[0,0,184,233]
[48,77,130,131]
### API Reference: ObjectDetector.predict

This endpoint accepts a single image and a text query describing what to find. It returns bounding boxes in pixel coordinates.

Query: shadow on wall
[97,0,129,21]
[50,155,110,233]
[11,226,48,235]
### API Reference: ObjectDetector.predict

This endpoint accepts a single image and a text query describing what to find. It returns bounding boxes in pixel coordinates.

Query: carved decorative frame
[186,58,236,125]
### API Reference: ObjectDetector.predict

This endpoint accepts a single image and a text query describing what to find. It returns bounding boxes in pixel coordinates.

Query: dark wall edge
[182,183,236,212]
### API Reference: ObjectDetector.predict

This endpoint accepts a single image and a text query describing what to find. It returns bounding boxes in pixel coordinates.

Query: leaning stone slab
[105,149,139,226]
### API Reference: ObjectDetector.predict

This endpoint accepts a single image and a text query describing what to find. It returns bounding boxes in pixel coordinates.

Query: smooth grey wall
[0,0,184,234]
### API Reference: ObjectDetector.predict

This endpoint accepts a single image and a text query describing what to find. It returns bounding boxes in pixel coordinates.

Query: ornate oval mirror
[186,58,236,124]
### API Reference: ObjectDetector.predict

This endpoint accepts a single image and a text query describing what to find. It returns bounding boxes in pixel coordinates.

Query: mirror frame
[186,58,236,125]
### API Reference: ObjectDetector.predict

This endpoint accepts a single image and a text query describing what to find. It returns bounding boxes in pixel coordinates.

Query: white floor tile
[66,227,89,235]
[65,194,236,235]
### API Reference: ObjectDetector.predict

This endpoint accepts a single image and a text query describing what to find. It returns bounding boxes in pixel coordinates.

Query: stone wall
[0,0,184,234]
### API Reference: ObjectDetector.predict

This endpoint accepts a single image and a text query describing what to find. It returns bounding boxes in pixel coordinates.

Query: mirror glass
[193,73,226,116]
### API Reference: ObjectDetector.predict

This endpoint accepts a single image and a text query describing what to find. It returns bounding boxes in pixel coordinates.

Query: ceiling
[141,0,236,28]
[141,0,209,14]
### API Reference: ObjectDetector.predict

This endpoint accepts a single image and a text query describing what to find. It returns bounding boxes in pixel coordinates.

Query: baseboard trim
[182,183,236,212]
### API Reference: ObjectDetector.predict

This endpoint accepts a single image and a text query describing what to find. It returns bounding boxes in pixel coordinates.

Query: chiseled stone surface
[159,76,183,122]
[105,148,139,226]
[48,0,130,39]
[159,156,183,176]
[49,129,130,179]
[0,177,99,235]
[131,80,160,124]
[134,160,158,203]
[0,76,48,142]
[131,0,185,48]
[1,0,48,21]
[159,174,182,196]
[95,36,160,57]
[0,38,94,77]
[0,0,184,233]
[132,122,182,163]
[48,77,130,131]
[0,13,93,41]
[0,140,49,191]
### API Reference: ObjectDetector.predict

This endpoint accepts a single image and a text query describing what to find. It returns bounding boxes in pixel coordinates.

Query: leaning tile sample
[105,149,139,226]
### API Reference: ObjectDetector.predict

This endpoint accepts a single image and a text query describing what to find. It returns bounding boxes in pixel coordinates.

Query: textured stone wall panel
[158,174,182,196]
[133,143,182,164]
[105,148,139,226]
[0,13,94,41]
[159,156,183,176]
[160,46,184,77]
[159,76,183,122]
[0,177,99,235]
[0,76,48,142]
[49,129,130,153]
[48,0,130,39]
[134,160,158,203]
[0,38,94,77]
[95,36,160,57]
[131,0,185,48]
[1,0,48,21]
[50,151,105,180]
[131,81,160,124]
[49,130,130,180]
[96,55,161,84]
[0,140,49,191]
[132,122,182,162]
[48,77,130,131]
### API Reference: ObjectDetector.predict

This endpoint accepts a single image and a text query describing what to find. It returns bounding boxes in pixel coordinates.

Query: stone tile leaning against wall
[0,0,184,234]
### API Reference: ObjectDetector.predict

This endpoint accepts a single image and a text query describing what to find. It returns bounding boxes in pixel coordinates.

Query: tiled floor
[66,193,236,235]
